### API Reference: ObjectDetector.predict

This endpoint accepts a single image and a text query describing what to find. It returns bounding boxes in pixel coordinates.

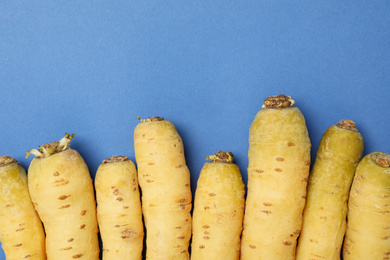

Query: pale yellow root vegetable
[0,156,46,260]
[240,95,311,260]
[296,119,364,260]
[26,133,99,260]
[343,152,390,259]
[134,117,192,259]
[95,156,144,260]
[191,151,245,260]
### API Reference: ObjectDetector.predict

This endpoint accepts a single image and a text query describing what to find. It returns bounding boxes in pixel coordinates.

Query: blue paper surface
[1,1,389,258]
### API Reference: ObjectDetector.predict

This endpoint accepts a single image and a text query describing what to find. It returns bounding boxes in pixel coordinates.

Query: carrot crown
[26,133,75,158]
[206,151,234,163]
[0,155,17,166]
[371,153,390,168]
[261,94,295,109]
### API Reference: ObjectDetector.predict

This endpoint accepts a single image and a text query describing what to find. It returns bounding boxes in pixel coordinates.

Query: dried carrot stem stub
[95,156,144,260]
[343,152,390,259]
[240,94,311,260]
[134,117,192,259]
[26,133,99,260]
[191,151,245,260]
[0,156,46,260]
[296,119,364,260]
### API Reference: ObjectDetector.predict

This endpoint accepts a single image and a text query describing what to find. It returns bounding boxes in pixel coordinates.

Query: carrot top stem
[0,155,17,166]
[26,133,75,158]
[138,116,164,122]
[261,94,295,109]
[101,156,129,164]
[335,119,359,132]
[206,151,234,163]
[371,153,390,168]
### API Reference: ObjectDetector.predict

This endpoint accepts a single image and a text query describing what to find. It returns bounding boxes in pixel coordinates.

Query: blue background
[1,1,389,258]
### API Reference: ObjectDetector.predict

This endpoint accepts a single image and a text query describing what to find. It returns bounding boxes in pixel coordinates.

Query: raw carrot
[343,152,390,259]
[26,133,99,260]
[240,95,311,260]
[134,117,192,259]
[296,119,364,260]
[95,156,144,260]
[0,156,46,260]
[191,151,245,260]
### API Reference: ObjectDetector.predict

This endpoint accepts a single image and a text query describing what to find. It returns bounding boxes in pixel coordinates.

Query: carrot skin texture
[296,120,364,260]
[0,157,46,260]
[95,157,144,260]
[191,159,245,260]
[241,100,311,259]
[28,149,100,260]
[134,118,192,259]
[343,152,390,259]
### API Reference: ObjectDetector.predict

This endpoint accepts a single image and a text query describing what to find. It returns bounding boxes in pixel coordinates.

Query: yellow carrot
[241,95,311,260]
[27,133,99,260]
[191,151,245,260]
[95,156,144,260]
[0,156,46,260]
[296,119,364,260]
[134,117,192,259]
[343,152,390,259]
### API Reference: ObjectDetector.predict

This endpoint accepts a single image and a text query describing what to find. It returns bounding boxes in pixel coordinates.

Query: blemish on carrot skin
[185,184,190,187]
[283,240,292,246]
[179,204,185,209]
[68,238,74,242]
[147,162,155,166]
[185,219,190,222]
[261,210,271,215]
[61,246,72,250]
[202,225,210,229]
[199,245,205,249]
[255,169,264,173]
[209,193,216,197]
[263,202,272,206]
[204,206,210,210]
[203,236,210,240]
[80,224,86,229]
[173,245,180,248]
[176,164,183,168]
[276,157,284,161]
[249,245,256,249]
[19,223,26,226]
[305,160,310,165]
[173,144,176,147]
[309,239,318,243]
[181,250,186,254]
[59,204,71,209]
[175,226,182,229]
[147,138,154,141]
[24,255,33,258]
[117,197,124,202]
[72,254,83,259]
[288,142,295,146]
[53,172,60,176]
[302,177,309,182]
[204,231,209,235]
[146,180,154,183]
[177,236,185,239]
[382,236,390,240]
[123,206,129,209]
[319,216,327,220]
[58,195,71,200]
[113,189,120,195]
[80,210,86,215]
[16,228,26,232]
[275,168,282,172]
[13,243,22,247]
